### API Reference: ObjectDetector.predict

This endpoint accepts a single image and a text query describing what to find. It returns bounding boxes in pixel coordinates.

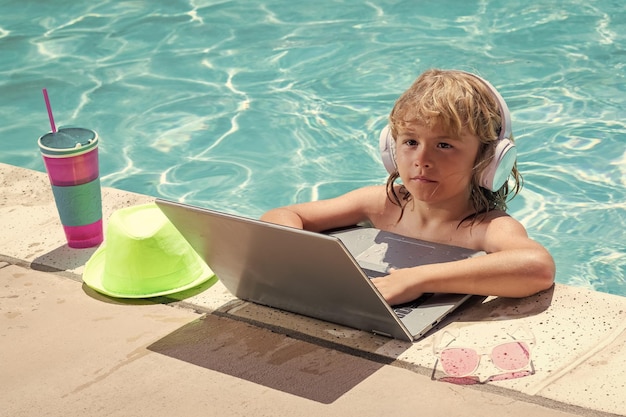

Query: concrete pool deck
[1,162,625,417]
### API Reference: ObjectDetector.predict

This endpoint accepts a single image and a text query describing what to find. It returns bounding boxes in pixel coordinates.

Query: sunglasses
[433,327,535,380]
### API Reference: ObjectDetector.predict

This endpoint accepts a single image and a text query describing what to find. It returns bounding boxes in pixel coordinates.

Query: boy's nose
[415,147,432,167]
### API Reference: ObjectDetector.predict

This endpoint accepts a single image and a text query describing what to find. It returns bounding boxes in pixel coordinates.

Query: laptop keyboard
[393,293,434,318]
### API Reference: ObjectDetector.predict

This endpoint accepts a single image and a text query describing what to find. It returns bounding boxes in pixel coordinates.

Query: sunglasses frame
[432,326,535,379]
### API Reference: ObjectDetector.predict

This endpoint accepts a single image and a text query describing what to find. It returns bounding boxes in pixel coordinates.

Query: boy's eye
[399,138,454,148]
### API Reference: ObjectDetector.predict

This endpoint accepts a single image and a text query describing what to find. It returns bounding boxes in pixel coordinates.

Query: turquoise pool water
[1,1,624,296]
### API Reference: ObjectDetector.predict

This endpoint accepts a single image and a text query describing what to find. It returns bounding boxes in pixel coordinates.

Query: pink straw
[42,88,57,133]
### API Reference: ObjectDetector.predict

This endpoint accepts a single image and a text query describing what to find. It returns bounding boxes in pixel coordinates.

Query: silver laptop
[155,199,485,342]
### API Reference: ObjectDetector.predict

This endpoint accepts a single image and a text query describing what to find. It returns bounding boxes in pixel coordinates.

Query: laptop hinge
[372,329,393,338]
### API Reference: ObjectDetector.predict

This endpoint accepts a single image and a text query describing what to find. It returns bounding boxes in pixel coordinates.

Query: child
[261,69,555,306]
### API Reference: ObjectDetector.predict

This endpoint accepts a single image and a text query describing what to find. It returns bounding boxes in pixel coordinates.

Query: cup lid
[38,127,98,157]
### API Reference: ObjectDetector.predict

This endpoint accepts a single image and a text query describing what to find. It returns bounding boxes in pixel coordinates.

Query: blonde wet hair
[385,69,523,224]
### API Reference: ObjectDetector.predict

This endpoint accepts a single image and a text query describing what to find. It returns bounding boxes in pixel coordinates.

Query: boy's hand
[371,268,423,306]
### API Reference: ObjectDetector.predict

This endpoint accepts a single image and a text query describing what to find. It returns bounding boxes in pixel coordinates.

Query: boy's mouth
[411,175,436,183]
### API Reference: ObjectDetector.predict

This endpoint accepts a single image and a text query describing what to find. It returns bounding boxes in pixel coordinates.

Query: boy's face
[394,123,480,206]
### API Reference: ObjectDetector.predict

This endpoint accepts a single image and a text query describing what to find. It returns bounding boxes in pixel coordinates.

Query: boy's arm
[372,216,556,304]
[260,186,387,231]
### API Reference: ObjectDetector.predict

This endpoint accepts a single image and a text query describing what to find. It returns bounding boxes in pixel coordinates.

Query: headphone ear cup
[379,125,397,174]
[479,139,517,192]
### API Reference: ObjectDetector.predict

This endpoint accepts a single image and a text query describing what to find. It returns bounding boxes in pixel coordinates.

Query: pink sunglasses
[433,327,535,379]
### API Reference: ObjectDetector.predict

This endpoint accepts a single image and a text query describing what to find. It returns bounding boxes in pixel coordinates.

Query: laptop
[155,199,485,342]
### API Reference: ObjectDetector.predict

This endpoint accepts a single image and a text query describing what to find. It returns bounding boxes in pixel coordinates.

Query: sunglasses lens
[491,342,531,371]
[440,348,479,377]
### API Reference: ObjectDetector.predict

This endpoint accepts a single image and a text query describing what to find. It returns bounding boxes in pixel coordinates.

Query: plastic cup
[38,127,103,248]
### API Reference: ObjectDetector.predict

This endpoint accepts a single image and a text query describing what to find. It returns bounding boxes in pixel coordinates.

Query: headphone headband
[461,71,512,142]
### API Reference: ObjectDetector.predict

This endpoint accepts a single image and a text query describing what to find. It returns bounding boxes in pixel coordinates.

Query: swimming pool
[1,0,624,296]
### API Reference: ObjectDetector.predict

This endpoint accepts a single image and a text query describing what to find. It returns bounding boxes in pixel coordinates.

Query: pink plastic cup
[38,127,103,248]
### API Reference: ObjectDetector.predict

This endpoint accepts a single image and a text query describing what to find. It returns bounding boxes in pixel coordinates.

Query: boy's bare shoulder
[482,210,525,228]
[346,184,388,202]
[477,210,538,253]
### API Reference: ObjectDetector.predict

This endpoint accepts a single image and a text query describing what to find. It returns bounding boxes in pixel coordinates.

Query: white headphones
[379,72,517,192]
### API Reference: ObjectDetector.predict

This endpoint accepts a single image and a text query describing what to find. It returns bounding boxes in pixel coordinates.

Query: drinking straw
[42,88,57,133]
